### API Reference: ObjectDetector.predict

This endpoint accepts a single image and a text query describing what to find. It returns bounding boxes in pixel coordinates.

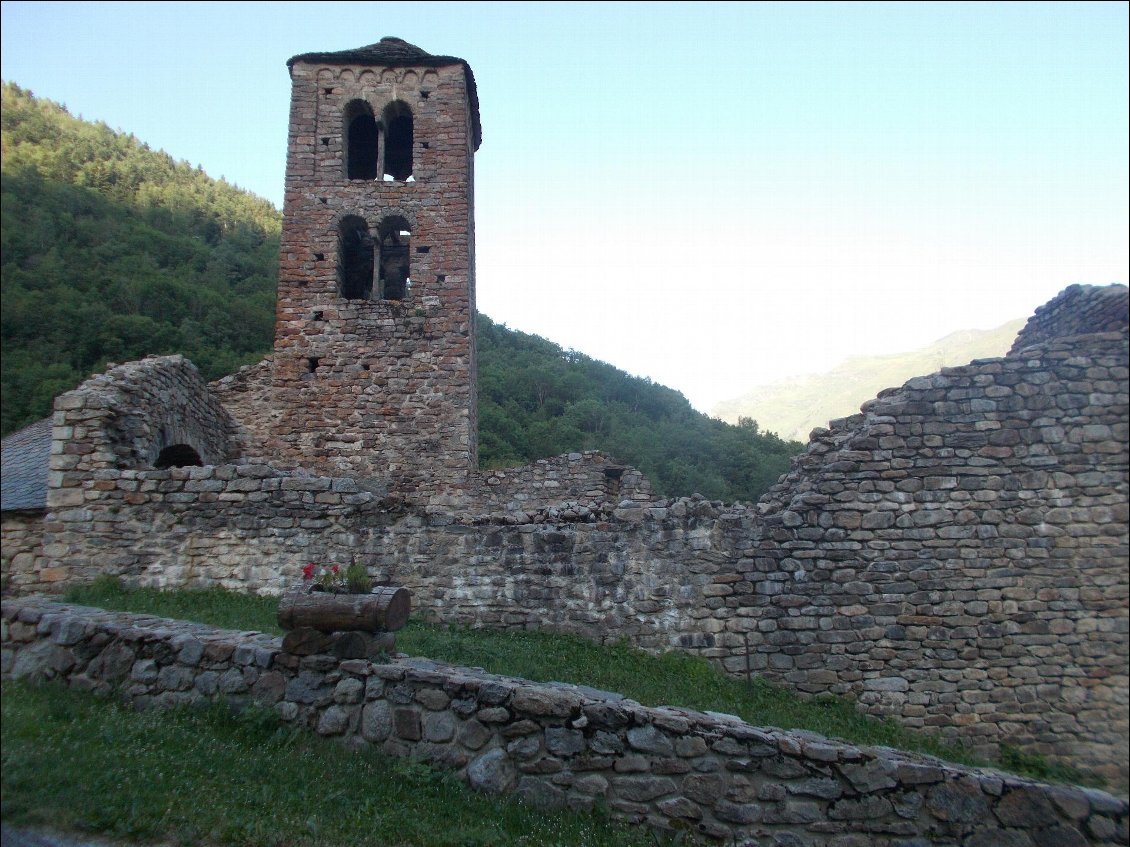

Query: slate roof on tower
[287,37,482,150]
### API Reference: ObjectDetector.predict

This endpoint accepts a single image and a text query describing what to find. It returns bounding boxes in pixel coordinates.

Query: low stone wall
[4,598,1126,845]
[462,450,656,517]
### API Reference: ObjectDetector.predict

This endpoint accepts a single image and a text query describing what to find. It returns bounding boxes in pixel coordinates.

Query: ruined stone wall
[20,331,1129,788]
[209,357,278,465]
[1,511,48,592]
[25,464,384,595]
[50,355,239,476]
[269,60,477,490]
[5,598,1126,845]
[1010,284,1128,355]
[745,331,1129,788]
[458,451,657,519]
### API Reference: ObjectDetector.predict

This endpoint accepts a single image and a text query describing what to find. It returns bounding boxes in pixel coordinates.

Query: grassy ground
[1,679,663,847]
[56,578,981,765]
[2,578,1091,846]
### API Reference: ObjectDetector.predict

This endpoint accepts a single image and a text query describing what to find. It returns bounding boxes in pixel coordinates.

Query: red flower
[302,563,316,580]
[331,564,340,573]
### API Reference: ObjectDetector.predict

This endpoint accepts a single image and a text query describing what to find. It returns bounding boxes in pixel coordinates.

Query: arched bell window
[344,100,378,180]
[381,101,413,181]
[376,216,411,300]
[338,215,374,299]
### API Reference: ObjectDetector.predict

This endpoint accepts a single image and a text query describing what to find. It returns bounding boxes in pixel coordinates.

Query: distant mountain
[712,320,1026,442]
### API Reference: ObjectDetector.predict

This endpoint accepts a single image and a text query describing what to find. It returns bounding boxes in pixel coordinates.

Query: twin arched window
[344,99,413,182]
[337,215,412,301]
[338,215,374,299]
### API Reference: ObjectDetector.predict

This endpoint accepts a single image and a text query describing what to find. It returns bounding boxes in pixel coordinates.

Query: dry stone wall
[49,355,239,476]
[0,511,48,590]
[5,597,1127,846]
[1010,285,1129,356]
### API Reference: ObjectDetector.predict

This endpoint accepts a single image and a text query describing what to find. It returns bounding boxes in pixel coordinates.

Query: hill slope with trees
[477,316,800,500]
[1,82,281,434]
[0,83,801,501]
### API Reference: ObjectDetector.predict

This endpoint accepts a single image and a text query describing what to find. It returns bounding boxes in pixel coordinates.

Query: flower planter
[277,583,410,634]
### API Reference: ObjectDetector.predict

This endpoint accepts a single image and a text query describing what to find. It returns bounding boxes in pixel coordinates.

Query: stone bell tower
[272,38,481,492]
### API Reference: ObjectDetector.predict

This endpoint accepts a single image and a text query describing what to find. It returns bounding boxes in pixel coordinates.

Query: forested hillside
[0,83,281,434]
[477,316,800,500]
[1,83,801,501]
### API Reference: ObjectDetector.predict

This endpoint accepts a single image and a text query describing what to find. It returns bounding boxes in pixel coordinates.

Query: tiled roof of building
[0,417,51,512]
[287,37,482,150]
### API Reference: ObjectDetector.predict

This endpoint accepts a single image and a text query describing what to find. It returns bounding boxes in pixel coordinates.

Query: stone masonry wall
[0,511,48,591]
[4,598,1127,846]
[458,451,657,518]
[269,58,478,490]
[1010,285,1128,355]
[50,355,239,476]
[16,331,1128,790]
[209,357,278,465]
[743,331,1130,790]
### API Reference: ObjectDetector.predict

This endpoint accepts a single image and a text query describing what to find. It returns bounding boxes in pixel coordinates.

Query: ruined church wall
[1,510,49,592]
[49,355,239,477]
[1009,284,1128,356]
[744,332,1129,788]
[457,451,658,518]
[20,332,1130,789]
[209,357,278,465]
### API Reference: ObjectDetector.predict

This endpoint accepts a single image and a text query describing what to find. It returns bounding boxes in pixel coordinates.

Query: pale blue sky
[2,1,1127,412]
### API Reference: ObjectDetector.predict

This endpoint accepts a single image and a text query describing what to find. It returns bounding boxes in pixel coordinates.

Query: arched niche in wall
[376,216,411,300]
[381,100,413,181]
[154,444,204,469]
[338,215,374,300]
[344,99,378,180]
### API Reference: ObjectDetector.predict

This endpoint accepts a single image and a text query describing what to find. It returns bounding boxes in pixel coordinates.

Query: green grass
[1,679,665,847]
[58,577,1091,787]
[63,577,284,634]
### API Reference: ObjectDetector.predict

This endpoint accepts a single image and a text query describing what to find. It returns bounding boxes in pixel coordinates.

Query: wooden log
[280,626,396,658]
[278,584,410,634]
[331,630,397,660]
[281,626,334,656]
